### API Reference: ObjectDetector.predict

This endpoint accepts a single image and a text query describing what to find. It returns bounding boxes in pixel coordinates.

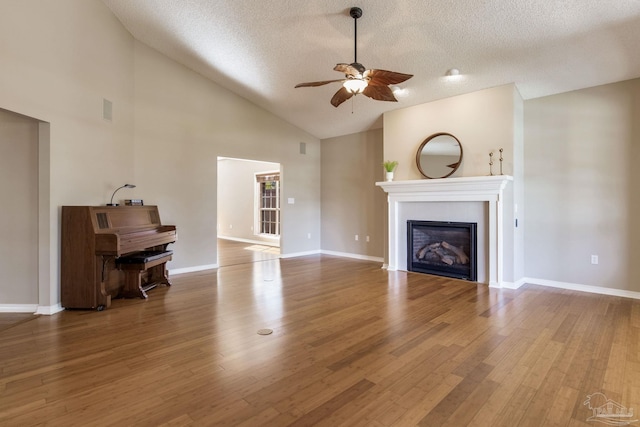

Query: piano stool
[116,250,173,299]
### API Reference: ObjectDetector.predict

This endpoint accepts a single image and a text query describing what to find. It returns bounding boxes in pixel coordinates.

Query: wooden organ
[61,206,177,310]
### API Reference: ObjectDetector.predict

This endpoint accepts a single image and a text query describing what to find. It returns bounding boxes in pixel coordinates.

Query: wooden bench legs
[119,256,172,299]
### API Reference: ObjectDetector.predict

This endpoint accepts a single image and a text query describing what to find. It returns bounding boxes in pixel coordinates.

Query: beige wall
[524,78,640,291]
[1,0,135,309]
[218,158,280,245]
[0,109,39,305]
[0,0,320,309]
[383,85,519,180]
[382,85,522,283]
[321,129,386,259]
[512,89,525,283]
[133,42,320,270]
[1,1,638,309]
[0,0,136,203]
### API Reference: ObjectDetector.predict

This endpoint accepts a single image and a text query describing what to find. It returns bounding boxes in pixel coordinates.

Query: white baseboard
[280,250,321,259]
[170,264,219,275]
[0,304,38,313]
[0,304,64,315]
[35,304,64,315]
[270,249,383,262]
[218,235,280,247]
[320,250,384,263]
[500,278,527,290]
[522,277,640,300]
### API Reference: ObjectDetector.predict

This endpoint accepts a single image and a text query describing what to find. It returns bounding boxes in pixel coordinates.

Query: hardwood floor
[1,254,639,426]
[0,313,37,333]
[217,238,280,267]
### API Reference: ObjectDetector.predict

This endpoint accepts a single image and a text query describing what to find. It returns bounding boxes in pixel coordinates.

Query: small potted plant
[383,160,398,181]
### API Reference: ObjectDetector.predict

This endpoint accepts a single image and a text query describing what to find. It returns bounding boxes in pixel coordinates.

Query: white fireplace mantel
[377,175,513,287]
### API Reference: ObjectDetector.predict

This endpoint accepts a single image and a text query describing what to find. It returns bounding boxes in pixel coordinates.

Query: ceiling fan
[295,7,413,108]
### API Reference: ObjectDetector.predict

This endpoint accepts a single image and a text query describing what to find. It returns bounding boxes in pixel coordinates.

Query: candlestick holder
[489,151,494,176]
[499,148,504,175]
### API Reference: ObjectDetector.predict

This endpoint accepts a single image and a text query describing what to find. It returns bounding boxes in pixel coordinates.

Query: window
[256,173,280,236]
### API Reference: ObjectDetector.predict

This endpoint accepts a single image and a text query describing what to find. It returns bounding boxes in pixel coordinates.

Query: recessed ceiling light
[446,68,460,76]
[391,85,408,96]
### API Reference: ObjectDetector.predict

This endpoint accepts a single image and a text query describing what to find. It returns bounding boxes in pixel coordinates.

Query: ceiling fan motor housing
[350,62,366,74]
[349,7,362,19]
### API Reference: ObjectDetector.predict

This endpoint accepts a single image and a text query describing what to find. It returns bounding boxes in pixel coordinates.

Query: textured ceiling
[101,0,640,139]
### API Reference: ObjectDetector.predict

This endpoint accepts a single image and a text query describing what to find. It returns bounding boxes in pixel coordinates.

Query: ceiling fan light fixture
[343,78,368,93]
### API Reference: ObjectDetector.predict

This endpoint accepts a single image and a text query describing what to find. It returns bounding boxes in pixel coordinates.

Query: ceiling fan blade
[330,87,355,107]
[362,85,398,102]
[334,63,363,77]
[295,79,345,88]
[365,69,413,86]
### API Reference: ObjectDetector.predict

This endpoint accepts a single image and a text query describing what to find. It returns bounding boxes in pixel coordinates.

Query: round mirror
[416,133,463,179]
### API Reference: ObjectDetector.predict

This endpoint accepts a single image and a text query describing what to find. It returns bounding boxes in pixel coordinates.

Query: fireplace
[377,176,512,287]
[407,220,477,281]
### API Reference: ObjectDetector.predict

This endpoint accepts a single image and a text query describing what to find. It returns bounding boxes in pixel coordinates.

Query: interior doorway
[217,157,281,267]
[0,108,39,307]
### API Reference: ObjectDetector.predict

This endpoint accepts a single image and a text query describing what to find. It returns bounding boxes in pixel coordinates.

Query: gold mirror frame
[416,132,463,179]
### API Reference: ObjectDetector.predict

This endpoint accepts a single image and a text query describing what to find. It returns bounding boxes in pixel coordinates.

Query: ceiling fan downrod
[350,7,362,69]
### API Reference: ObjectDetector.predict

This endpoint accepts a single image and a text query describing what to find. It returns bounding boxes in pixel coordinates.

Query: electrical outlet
[307,233,311,239]
[355,235,359,241]
[366,235,370,242]
[591,255,598,265]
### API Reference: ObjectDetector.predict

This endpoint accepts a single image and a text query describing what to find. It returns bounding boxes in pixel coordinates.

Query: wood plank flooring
[1,252,639,426]
[0,313,37,333]
[217,238,280,267]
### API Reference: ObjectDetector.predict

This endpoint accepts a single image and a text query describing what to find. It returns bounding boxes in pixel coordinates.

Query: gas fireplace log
[441,241,469,264]
[416,242,441,260]
[416,245,429,260]
[433,248,456,265]
[415,241,467,266]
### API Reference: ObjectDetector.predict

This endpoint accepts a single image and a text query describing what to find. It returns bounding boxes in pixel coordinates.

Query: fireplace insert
[407,220,477,281]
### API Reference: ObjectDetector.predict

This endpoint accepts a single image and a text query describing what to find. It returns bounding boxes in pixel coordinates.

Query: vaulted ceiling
[101,0,640,139]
